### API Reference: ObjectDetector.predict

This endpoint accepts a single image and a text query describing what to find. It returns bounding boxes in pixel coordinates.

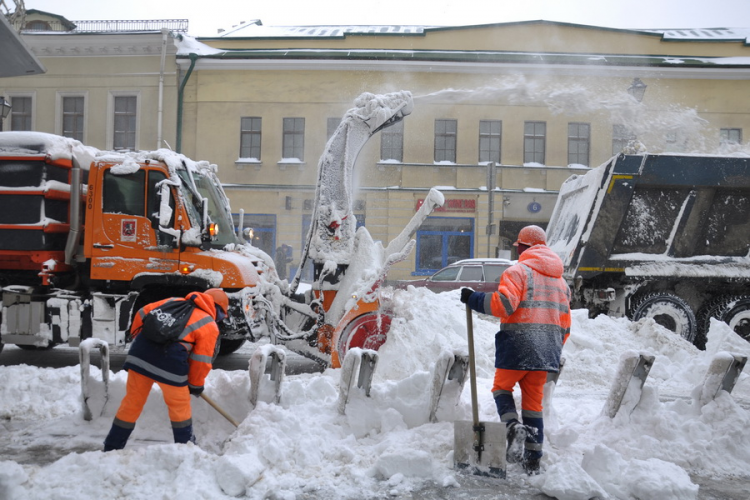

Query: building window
[612,124,636,155]
[283,117,305,160]
[240,117,262,160]
[62,96,85,141]
[479,120,501,163]
[435,119,457,163]
[25,20,51,31]
[524,121,546,164]
[327,118,341,140]
[381,120,404,161]
[10,96,32,131]
[415,217,474,274]
[720,128,742,145]
[113,96,137,151]
[567,122,590,166]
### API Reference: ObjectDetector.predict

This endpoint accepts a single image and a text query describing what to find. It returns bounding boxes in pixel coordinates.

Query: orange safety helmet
[513,225,547,247]
[204,288,229,315]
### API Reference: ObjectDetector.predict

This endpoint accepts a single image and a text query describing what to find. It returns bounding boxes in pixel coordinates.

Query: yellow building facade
[3,12,749,282]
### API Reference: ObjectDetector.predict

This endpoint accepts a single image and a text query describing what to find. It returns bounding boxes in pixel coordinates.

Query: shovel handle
[200,393,240,428]
[466,304,480,428]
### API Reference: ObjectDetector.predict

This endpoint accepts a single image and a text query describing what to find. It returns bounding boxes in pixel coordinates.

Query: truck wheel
[629,292,697,343]
[705,296,750,343]
[16,343,56,351]
[218,338,246,355]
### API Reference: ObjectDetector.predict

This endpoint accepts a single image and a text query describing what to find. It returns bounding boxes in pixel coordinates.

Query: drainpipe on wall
[157,28,168,149]
[176,51,197,154]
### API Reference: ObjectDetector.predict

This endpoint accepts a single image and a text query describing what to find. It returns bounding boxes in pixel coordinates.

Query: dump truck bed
[547,154,750,283]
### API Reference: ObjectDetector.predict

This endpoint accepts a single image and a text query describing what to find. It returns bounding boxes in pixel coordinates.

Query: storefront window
[415,217,473,274]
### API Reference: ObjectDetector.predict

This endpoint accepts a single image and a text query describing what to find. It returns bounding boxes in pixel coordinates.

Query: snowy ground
[1,286,749,500]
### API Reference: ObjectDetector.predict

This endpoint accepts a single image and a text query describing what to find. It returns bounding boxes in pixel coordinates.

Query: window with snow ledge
[235,158,262,171]
[434,119,457,163]
[277,158,306,171]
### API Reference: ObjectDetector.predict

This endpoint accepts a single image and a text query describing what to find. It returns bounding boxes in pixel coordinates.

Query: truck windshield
[177,170,239,247]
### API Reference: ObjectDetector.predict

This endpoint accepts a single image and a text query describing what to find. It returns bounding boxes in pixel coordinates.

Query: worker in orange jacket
[460,225,570,474]
[103,288,228,451]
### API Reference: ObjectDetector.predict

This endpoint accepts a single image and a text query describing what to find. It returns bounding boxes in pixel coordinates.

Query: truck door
[90,167,179,281]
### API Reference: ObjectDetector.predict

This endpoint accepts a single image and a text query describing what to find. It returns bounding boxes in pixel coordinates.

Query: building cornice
[21,32,178,57]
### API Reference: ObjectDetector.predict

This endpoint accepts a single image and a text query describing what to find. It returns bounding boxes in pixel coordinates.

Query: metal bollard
[428,350,469,423]
[337,348,379,415]
[79,338,110,421]
[249,345,287,407]
[603,351,655,418]
[697,352,748,406]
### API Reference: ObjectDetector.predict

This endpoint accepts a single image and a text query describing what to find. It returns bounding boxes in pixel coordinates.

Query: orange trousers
[115,370,192,425]
[492,369,547,413]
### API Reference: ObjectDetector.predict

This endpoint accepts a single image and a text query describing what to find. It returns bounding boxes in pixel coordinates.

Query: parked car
[396,258,515,293]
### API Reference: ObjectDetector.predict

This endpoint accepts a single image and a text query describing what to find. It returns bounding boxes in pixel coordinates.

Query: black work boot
[505,422,526,464]
[522,456,541,475]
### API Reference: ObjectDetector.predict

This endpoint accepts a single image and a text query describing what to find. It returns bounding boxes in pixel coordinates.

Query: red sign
[416,198,476,213]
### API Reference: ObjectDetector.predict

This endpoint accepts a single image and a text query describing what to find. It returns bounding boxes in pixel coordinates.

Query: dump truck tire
[629,292,697,343]
[703,295,750,343]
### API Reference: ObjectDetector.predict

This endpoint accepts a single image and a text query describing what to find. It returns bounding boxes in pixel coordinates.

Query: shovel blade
[454,420,506,478]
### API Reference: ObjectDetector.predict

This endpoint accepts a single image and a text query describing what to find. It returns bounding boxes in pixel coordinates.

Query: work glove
[460,287,474,304]
[189,385,204,397]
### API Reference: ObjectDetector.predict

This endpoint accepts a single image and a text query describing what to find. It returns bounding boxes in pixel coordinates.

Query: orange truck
[0,131,261,355]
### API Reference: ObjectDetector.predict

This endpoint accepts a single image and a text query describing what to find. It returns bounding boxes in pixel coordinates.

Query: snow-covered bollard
[337,348,378,415]
[696,352,748,406]
[248,345,286,407]
[79,338,110,421]
[427,350,468,423]
[602,351,655,419]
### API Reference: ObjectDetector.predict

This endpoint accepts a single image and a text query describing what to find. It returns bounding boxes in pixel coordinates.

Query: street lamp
[627,78,647,103]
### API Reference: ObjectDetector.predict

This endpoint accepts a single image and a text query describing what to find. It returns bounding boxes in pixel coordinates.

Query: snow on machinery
[0,130,262,355]
[244,91,445,367]
[546,153,750,348]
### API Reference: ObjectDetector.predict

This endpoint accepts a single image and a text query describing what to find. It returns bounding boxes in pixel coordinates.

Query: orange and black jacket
[466,245,571,372]
[123,291,220,389]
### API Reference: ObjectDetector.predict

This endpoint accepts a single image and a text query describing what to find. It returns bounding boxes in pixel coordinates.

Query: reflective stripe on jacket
[123,291,220,387]
[467,245,570,372]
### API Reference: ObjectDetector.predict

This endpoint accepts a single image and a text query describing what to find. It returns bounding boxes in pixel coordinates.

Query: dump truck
[546,153,750,348]
[0,91,440,365]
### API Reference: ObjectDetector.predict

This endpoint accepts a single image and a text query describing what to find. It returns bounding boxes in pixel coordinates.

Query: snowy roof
[216,22,437,38]
[209,20,750,43]
[642,27,750,43]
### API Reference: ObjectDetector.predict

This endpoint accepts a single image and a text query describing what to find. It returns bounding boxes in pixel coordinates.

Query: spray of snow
[414,75,746,158]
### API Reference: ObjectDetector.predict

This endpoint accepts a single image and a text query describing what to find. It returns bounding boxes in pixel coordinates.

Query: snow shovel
[200,393,240,428]
[453,304,506,478]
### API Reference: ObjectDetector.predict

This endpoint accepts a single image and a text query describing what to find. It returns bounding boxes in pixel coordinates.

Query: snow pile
[1,290,749,499]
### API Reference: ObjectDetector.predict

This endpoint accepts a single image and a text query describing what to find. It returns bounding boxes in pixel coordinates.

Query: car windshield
[431,267,460,281]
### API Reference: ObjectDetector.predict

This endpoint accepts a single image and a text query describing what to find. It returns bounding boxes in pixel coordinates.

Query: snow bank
[1,290,749,499]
